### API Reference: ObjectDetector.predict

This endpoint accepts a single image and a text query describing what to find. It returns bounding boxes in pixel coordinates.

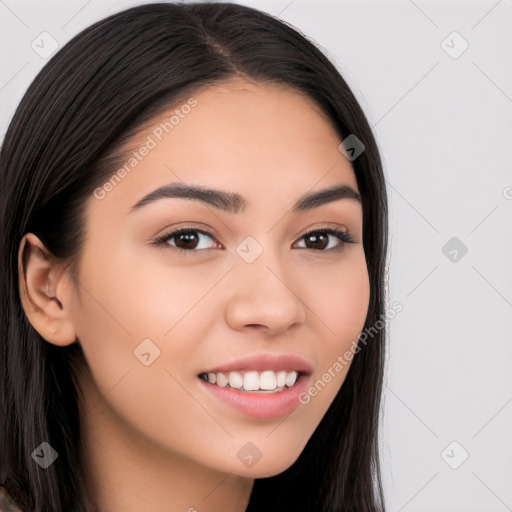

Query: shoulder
[0,485,24,512]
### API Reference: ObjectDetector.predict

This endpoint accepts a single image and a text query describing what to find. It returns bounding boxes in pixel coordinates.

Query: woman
[0,2,388,511]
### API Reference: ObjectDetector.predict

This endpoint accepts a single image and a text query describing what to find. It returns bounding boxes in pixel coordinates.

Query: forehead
[88,78,358,217]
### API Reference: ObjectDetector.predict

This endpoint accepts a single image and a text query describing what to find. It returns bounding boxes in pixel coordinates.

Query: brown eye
[174,231,201,250]
[155,228,219,253]
[303,232,329,250]
[293,228,354,251]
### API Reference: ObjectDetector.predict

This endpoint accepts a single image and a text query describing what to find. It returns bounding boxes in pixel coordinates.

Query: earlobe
[18,233,77,346]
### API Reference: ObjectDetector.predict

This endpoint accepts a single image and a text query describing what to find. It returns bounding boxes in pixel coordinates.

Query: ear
[18,233,77,346]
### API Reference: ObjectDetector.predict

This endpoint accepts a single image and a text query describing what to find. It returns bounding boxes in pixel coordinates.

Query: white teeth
[216,373,229,387]
[285,371,298,387]
[243,371,260,391]
[203,370,300,391]
[259,370,277,390]
[228,372,243,389]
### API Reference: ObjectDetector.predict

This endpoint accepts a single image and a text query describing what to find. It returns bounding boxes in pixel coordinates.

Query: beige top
[0,486,23,512]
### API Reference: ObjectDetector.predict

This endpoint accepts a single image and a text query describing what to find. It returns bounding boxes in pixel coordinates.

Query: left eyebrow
[129,182,361,214]
[292,184,361,211]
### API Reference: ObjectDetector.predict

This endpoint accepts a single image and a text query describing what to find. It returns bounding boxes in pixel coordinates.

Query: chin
[225,445,304,479]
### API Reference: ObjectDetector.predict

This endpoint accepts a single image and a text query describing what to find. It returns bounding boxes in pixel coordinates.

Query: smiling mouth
[198,370,303,393]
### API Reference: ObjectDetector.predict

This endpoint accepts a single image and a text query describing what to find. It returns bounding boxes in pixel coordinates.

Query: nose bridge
[225,236,307,332]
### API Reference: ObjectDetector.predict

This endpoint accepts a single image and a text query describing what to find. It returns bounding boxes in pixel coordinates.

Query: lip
[199,373,311,419]
[199,353,314,375]
[197,353,314,419]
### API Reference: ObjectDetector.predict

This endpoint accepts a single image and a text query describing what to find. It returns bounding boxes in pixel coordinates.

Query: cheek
[69,246,229,414]
[313,251,370,350]
[302,250,369,402]
[73,244,221,341]
[287,250,369,415]
[69,251,243,470]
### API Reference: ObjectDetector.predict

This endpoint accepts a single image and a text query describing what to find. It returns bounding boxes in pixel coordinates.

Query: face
[68,78,369,478]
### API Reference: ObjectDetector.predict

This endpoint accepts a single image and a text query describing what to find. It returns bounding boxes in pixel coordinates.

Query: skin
[18,78,369,512]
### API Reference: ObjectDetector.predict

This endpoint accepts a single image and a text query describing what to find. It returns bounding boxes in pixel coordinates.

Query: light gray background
[1,1,511,511]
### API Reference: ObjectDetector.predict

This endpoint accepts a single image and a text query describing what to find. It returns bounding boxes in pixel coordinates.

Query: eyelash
[152,227,355,255]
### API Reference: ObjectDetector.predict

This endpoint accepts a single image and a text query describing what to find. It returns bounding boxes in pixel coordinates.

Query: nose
[224,251,307,336]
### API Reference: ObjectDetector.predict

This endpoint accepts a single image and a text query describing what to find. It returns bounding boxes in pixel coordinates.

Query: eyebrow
[129,182,361,214]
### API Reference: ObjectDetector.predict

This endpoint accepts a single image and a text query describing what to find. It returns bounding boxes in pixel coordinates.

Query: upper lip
[200,353,314,375]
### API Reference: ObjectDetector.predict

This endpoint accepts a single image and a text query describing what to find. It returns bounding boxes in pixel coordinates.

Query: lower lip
[199,375,310,419]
